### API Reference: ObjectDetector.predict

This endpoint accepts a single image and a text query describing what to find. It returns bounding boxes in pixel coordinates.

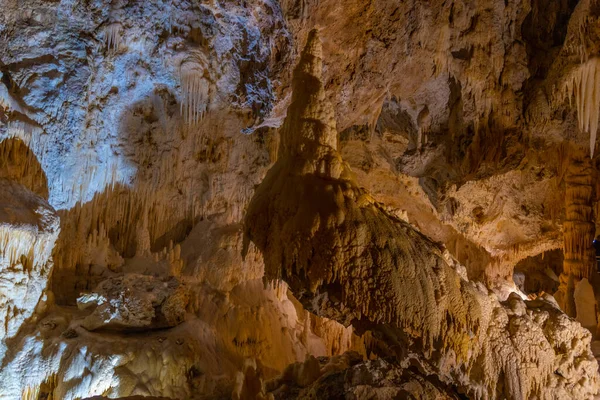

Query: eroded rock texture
[245,30,600,399]
[2,0,600,398]
[265,352,460,399]
[77,274,189,331]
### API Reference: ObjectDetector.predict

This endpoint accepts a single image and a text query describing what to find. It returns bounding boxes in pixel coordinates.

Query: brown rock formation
[77,274,189,331]
[245,30,600,399]
[556,145,597,319]
[266,352,460,399]
[4,0,600,398]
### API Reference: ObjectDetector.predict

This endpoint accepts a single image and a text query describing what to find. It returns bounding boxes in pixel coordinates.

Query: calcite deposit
[2,0,600,398]
[0,178,59,362]
[245,30,600,399]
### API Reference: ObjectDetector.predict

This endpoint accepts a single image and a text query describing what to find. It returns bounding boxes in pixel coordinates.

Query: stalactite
[152,93,169,136]
[51,115,238,290]
[167,241,183,277]
[0,179,59,362]
[562,57,600,156]
[179,53,210,126]
[0,83,23,115]
[20,374,57,400]
[105,23,122,52]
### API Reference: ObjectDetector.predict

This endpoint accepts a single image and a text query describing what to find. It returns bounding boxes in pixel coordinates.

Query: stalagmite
[575,278,598,332]
[244,30,600,399]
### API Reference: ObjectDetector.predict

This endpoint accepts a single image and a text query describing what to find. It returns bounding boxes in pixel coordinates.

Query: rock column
[557,146,597,321]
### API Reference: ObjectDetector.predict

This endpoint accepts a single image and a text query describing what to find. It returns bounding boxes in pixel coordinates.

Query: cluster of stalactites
[562,57,600,157]
[0,213,59,340]
[0,225,55,274]
[0,137,48,199]
[55,186,192,273]
[105,23,122,52]
[163,240,184,277]
[555,147,596,317]
[265,279,289,302]
[179,59,209,126]
[21,374,58,400]
[3,120,45,150]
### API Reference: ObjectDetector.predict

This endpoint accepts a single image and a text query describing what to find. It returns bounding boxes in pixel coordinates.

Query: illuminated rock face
[2,0,600,399]
[77,274,189,331]
[0,178,59,361]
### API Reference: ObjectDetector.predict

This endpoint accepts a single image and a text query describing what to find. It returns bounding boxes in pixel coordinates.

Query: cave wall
[1,0,600,398]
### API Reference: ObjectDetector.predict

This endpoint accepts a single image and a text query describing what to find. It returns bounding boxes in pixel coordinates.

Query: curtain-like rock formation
[556,145,597,321]
[0,178,59,363]
[244,30,600,399]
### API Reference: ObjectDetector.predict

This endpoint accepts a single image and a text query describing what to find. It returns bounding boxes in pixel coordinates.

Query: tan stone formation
[244,30,600,399]
[0,138,48,199]
[556,145,597,319]
[4,0,600,398]
[271,0,593,283]
[2,277,352,399]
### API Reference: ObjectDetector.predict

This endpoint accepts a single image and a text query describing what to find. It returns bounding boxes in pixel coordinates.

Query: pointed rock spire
[279,29,339,164]
[296,29,324,81]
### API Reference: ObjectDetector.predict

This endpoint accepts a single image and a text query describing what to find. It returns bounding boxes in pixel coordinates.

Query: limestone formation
[556,145,597,320]
[2,0,600,398]
[244,30,600,399]
[77,274,189,331]
[0,178,59,362]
